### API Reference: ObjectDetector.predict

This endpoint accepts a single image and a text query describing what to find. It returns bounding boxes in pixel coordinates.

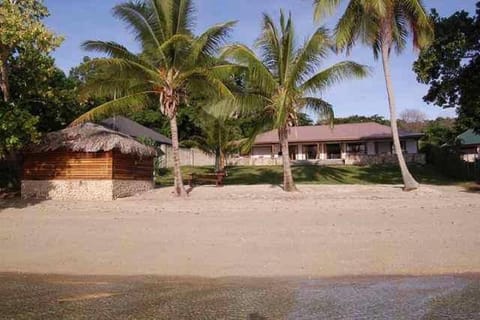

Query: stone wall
[112,180,154,199]
[344,153,426,166]
[21,179,153,201]
[227,154,426,167]
[161,146,216,167]
[227,157,283,166]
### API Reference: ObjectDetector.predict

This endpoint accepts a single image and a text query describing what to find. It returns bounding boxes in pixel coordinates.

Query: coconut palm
[72,0,236,197]
[313,0,434,190]
[183,110,241,172]
[221,11,368,191]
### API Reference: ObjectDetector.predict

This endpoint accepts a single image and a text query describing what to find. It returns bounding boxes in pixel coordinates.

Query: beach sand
[0,184,479,277]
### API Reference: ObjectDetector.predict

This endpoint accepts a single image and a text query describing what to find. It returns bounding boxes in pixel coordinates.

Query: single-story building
[236,122,425,166]
[457,129,480,162]
[22,123,157,201]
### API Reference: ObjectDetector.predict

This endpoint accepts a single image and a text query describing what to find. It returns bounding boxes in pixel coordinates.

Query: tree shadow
[292,165,353,183]
[353,164,458,185]
[248,312,268,320]
[0,154,58,211]
[155,164,459,188]
[421,282,480,319]
[0,180,56,211]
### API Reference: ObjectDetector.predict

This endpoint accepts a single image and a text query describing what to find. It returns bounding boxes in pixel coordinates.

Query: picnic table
[187,171,226,187]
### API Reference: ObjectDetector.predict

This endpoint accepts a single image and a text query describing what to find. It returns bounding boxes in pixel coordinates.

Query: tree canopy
[0,0,67,158]
[414,2,480,133]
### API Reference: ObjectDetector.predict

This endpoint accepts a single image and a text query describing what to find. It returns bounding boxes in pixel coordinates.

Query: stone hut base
[21,180,154,201]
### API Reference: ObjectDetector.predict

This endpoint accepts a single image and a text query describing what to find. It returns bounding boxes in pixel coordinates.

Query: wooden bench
[187,172,226,187]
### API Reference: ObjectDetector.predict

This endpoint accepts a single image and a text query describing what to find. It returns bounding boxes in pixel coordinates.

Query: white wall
[251,146,272,158]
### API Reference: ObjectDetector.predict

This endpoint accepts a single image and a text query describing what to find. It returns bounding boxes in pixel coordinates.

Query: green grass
[156,164,458,187]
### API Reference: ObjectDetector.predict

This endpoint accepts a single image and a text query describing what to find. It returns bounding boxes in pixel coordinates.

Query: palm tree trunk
[0,55,10,102]
[219,150,226,172]
[169,115,188,197]
[279,126,297,192]
[214,148,220,172]
[381,42,419,191]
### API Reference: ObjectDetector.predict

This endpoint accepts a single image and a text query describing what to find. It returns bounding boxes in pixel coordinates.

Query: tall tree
[221,11,368,191]
[0,0,61,102]
[414,3,480,133]
[72,0,236,197]
[398,108,427,132]
[314,0,434,190]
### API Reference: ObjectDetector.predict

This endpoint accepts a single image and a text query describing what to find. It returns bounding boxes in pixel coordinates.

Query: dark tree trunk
[0,55,10,102]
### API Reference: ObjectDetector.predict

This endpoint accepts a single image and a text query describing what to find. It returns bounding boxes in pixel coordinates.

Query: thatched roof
[27,123,157,157]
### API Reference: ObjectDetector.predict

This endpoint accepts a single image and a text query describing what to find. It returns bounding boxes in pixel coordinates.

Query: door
[288,145,298,160]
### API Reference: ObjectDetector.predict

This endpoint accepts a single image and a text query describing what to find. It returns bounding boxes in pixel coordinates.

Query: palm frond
[221,44,277,95]
[170,0,195,35]
[190,21,237,63]
[300,97,334,125]
[113,1,162,49]
[71,92,154,125]
[287,26,331,89]
[80,58,162,84]
[79,77,149,100]
[180,68,235,100]
[205,93,269,120]
[81,40,156,69]
[301,61,370,94]
[256,13,281,75]
[400,0,434,49]
[334,0,366,52]
[313,0,342,21]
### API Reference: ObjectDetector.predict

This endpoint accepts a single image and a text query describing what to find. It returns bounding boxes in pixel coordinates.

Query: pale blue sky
[44,0,477,120]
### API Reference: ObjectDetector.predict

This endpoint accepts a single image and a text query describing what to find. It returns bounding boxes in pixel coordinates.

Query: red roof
[254,122,422,144]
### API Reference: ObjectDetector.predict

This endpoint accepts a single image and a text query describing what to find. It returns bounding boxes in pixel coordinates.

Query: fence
[426,145,480,182]
[159,146,216,168]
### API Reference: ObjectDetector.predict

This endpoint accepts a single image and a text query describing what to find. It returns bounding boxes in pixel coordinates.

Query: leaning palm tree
[72,0,236,197]
[313,0,434,190]
[221,11,368,191]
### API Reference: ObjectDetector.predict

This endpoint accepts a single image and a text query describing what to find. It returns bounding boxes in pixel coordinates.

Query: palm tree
[313,0,434,190]
[72,0,236,197]
[221,11,368,191]
[183,110,241,172]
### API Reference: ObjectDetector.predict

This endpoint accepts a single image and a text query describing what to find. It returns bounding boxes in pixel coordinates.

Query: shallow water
[0,273,479,319]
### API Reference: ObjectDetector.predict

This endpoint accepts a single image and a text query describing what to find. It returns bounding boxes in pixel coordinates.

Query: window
[303,145,318,160]
[346,143,366,154]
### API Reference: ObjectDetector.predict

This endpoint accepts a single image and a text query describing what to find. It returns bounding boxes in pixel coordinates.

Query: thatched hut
[22,123,157,200]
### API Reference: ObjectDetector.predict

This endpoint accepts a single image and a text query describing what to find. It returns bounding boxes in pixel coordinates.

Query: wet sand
[1,273,479,319]
[0,184,479,277]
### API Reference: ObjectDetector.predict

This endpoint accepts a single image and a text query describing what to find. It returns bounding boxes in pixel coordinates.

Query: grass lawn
[156,164,459,186]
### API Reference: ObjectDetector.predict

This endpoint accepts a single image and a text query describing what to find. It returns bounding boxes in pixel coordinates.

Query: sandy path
[0,185,479,277]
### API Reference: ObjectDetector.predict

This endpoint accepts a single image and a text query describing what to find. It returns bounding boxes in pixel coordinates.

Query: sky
[43,0,478,120]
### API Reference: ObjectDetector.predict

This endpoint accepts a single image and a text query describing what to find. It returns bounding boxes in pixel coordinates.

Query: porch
[247,140,425,166]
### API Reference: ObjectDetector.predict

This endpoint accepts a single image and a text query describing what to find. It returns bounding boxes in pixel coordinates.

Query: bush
[425,144,480,181]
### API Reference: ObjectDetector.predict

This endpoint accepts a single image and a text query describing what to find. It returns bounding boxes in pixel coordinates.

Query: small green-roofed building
[457,129,480,162]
